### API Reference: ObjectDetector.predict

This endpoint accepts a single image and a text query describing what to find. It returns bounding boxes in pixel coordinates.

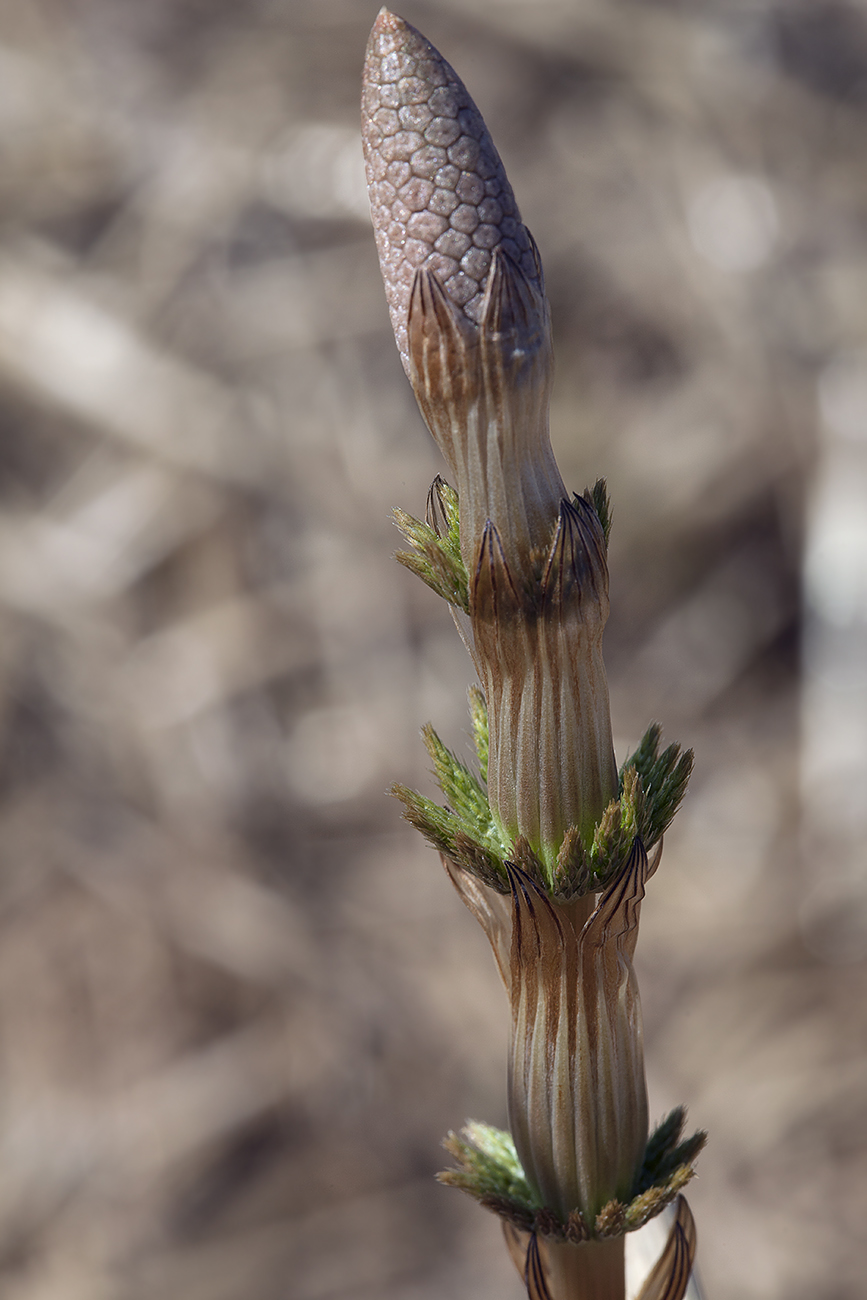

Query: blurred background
[0,0,866,1297]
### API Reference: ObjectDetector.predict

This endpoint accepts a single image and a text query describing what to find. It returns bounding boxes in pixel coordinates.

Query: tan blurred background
[1,0,866,1297]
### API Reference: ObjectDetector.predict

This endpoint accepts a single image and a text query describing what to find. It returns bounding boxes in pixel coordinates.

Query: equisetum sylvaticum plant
[361,10,706,1299]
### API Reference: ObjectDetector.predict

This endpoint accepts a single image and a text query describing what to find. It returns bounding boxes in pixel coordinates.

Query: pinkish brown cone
[362,8,542,378]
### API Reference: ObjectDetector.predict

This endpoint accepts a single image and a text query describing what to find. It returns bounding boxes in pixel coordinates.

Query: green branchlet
[633,1105,708,1196]
[581,478,611,548]
[621,723,694,852]
[391,713,511,892]
[390,783,507,892]
[440,1122,535,1207]
[438,1108,706,1243]
[392,694,692,900]
[421,720,489,833]
[393,477,469,612]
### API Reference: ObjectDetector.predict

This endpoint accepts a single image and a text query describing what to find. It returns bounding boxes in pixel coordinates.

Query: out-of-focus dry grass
[1,1,866,1297]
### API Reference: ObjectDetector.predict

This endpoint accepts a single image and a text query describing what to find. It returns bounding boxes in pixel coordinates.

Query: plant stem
[545,1237,625,1300]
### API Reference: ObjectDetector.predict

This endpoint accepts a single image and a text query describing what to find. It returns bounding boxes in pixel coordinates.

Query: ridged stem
[545,1237,625,1300]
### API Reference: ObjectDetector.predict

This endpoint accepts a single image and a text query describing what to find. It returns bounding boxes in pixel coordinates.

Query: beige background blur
[1,1,866,1297]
